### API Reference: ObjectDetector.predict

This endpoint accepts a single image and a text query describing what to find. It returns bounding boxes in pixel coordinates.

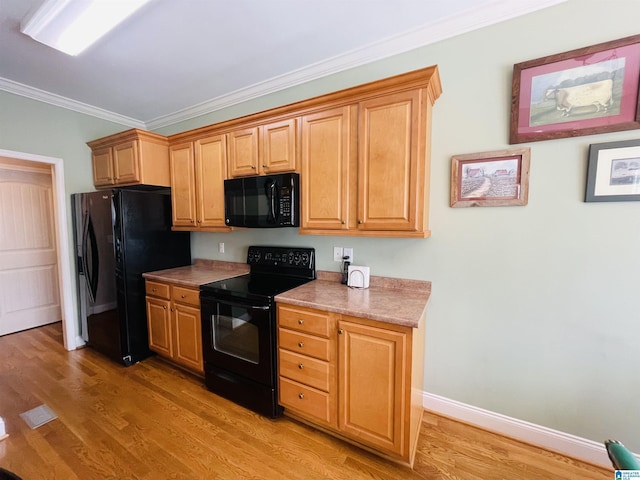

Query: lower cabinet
[277,303,425,466]
[145,280,203,375]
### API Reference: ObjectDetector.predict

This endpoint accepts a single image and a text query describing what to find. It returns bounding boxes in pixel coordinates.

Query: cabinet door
[113,140,140,184]
[261,118,297,174]
[146,296,173,357]
[172,304,203,373]
[195,134,228,228]
[228,127,259,177]
[169,142,197,227]
[338,319,407,456]
[357,91,421,231]
[300,107,352,231]
[92,146,114,186]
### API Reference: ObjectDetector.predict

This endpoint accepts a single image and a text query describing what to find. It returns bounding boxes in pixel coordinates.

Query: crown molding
[1,0,566,131]
[0,77,145,129]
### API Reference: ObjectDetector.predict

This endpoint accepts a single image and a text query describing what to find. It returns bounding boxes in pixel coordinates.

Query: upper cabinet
[170,134,230,232]
[161,65,441,236]
[228,118,298,177]
[299,67,441,237]
[87,129,170,188]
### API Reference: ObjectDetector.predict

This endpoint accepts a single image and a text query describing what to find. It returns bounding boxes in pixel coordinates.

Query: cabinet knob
[251,165,256,170]
[341,220,345,225]
[171,308,175,312]
[298,393,304,400]
[181,294,187,298]
[338,329,344,335]
[298,363,304,370]
[152,288,157,292]
[358,220,363,224]
[162,305,167,310]
[298,319,304,325]
[298,341,304,348]
[262,164,267,168]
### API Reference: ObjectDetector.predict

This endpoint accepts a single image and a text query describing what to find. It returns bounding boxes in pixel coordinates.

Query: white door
[0,158,61,335]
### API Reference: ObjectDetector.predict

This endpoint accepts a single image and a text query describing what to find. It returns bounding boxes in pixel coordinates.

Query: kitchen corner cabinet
[277,303,426,467]
[87,129,170,188]
[145,280,204,375]
[170,135,230,232]
[227,118,297,177]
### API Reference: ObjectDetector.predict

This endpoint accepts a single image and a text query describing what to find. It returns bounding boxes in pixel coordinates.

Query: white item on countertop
[347,265,370,289]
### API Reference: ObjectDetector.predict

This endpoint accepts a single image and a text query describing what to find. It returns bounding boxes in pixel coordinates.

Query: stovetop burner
[200,246,316,302]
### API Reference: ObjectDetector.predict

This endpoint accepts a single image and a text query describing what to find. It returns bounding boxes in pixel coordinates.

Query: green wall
[2,0,638,452]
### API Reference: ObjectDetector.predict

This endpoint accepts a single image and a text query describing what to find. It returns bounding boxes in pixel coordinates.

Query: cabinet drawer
[145,280,170,299]
[278,305,331,337]
[172,286,200,307]
[279,328,330,361]
[279,349,329,391]
[279,377,332,425]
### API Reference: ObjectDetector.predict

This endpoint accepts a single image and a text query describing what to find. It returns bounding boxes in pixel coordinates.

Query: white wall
[159,0,640,452]
[1,0,638,454]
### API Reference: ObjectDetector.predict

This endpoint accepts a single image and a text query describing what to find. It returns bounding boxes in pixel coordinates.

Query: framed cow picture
[510,34,640,144]
[450,148,530,207]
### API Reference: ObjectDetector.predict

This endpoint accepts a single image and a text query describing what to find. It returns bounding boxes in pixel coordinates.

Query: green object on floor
[605,440,640,470]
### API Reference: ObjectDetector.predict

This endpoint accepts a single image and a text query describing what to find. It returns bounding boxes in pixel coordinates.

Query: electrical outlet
[343,247,353,263]
[218,242,225,253]
[333,247,343,262]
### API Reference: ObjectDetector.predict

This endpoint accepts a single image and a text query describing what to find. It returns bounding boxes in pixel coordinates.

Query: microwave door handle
[266,179,277,224]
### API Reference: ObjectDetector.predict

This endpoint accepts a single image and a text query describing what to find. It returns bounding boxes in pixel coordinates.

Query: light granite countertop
[142,259,249,288]
[274,271,431,328]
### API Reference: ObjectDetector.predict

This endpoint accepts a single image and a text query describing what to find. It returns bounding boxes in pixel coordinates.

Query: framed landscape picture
[450,148,530,208]
[510,34,640,144]
[585,139,640,202]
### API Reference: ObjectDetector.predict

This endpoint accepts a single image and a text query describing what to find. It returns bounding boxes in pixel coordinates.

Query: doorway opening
[0,149,77,350]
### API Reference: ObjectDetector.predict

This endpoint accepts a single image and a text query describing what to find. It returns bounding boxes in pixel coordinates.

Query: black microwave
[224,173,300,228]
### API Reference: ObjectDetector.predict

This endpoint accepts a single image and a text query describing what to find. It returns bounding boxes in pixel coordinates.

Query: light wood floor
[0,323,611,479]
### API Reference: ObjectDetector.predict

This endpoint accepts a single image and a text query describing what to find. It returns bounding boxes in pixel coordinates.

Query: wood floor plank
[0,323,612,479]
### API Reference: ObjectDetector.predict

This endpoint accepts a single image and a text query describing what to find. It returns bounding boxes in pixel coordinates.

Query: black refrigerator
[72,187,191,366]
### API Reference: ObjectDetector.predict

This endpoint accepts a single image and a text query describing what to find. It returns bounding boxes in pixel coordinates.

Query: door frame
[0,148,77,350]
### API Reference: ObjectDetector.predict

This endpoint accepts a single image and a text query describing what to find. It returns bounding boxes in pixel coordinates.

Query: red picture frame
[510,34,640,144]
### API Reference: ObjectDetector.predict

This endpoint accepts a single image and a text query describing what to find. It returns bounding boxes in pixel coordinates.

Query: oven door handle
[210,299,271,310]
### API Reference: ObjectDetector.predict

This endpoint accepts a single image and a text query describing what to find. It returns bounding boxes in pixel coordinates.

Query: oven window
[213,306,259,364]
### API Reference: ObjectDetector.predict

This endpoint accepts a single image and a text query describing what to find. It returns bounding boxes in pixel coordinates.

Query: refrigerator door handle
[82,212,100,303]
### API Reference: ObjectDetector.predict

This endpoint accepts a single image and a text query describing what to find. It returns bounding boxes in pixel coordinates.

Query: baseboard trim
[422,391,612,468]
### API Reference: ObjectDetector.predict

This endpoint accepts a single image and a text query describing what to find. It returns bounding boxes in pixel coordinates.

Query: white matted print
[586,139,640,202]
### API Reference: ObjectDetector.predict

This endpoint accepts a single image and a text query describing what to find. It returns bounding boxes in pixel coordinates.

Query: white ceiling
[0,0,565,130]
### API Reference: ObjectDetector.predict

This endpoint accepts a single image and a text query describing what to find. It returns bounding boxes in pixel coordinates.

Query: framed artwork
[585,139,640,202]
[510,34,640,144]
[450,148,530,207]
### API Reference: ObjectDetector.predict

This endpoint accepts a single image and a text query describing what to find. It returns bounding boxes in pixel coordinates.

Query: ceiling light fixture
[21,0,152,56]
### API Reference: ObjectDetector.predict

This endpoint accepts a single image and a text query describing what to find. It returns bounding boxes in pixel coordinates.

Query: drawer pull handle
[298,363,304,370]
[298,393,304,400]
[338,329,344,335]
[298,342,304,348]
[298,319,304,325]
[181,294,187,298]
[152,288,157,292]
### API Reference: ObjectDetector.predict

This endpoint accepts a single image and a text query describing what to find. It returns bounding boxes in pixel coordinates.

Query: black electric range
[199,245,315,417]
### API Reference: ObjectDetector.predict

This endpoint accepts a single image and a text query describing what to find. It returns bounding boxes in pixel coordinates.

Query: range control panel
[247,246,314,269]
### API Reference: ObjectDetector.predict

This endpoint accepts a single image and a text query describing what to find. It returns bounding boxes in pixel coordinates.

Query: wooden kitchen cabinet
[299,106,355,232]
[277,303,425,466]
[300,69,441,237]
[145,280,204,375]
[277,304,337,428]
[87,129,170,188]
[170,134,230,232]
[227,118,297,177]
